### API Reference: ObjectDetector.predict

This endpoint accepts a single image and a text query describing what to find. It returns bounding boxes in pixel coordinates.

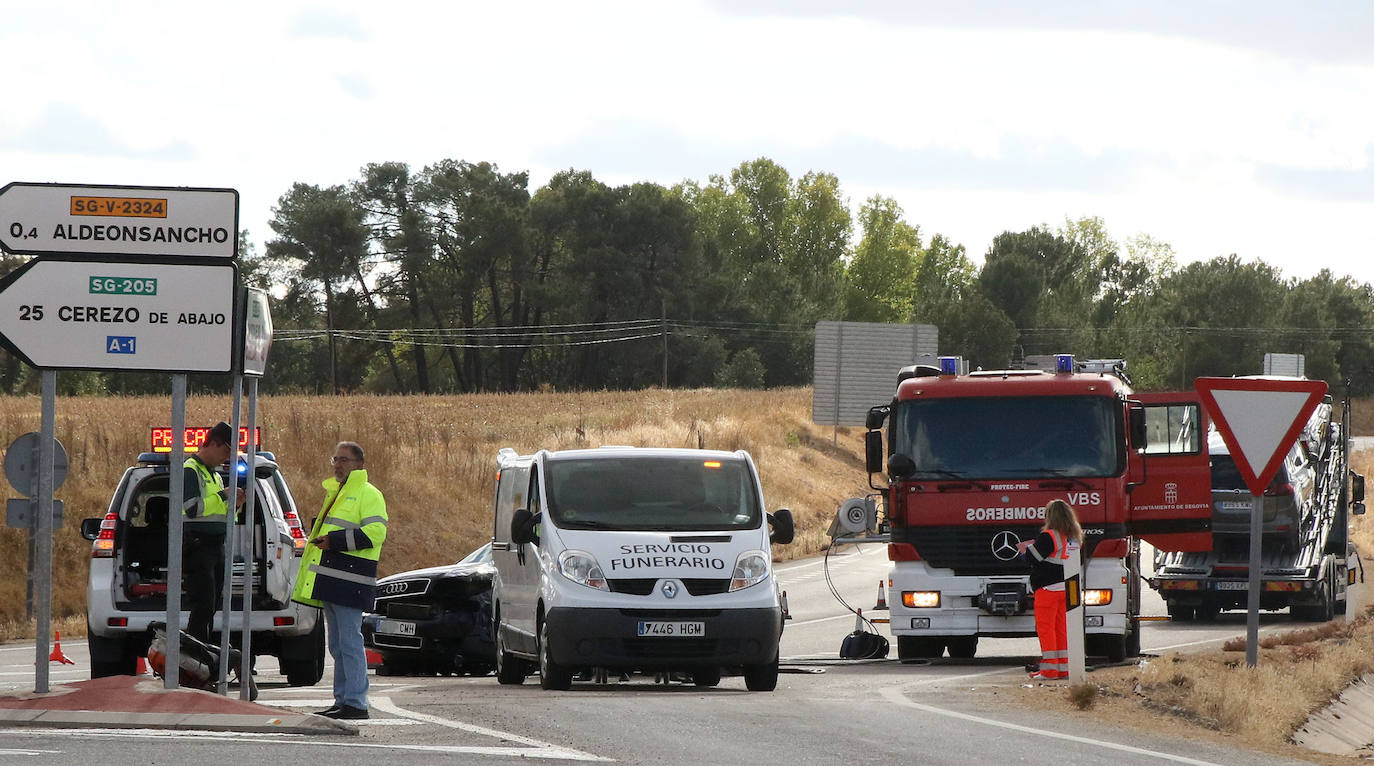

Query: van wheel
[693,668,721,687]
[743,652,779,692]
[538,620,573,691]
[495,620,526,685]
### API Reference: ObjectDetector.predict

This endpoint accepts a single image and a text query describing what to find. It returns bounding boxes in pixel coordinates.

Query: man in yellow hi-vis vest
[293,441,388,721]
[182,421,245,644]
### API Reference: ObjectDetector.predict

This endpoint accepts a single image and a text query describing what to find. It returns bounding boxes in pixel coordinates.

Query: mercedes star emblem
[991,530,1022,561]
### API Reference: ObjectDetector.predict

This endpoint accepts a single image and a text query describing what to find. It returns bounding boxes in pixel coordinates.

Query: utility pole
[661,298,668,389]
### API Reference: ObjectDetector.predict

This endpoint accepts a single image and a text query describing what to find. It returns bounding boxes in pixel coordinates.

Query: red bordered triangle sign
[1194,377,1328,496]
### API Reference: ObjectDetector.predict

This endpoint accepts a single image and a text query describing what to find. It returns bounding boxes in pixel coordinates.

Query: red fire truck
[861,355,1214,662]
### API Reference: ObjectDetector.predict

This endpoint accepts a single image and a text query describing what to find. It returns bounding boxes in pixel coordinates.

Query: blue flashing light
[237,461,248,474]
[1055,354,1075,374]
[938,356,959,375]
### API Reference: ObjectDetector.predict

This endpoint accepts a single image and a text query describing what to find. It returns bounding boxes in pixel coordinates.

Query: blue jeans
[322,601,368,710]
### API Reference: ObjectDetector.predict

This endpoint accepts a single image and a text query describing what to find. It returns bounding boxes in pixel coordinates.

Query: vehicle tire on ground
[494,612,527,686]
[1086,633,1130,664]
[944,636,978,659]
[88,627,136,678]
[1125,619,1142,659]
[743,652,779,692]
[1292,577,1334,622]
[896,636,944,662]
[692,667,722,687]
[538,618,573,691]
[279,621,326,686]
[1166,602,1195,622]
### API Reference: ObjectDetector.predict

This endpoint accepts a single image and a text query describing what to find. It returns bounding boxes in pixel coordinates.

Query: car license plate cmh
[378,619,417,636]
[637,621,705,637]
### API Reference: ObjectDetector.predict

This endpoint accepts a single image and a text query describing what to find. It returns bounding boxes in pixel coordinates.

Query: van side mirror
[1129,403,1147,449]
[1353,473,1366,503]
[510,508,540,545]
[769,509,795,545]
[865,431,884,474]
[80,518,102,541]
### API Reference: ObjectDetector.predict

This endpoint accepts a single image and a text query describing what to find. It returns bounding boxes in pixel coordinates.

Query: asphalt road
[0,546,1350,764]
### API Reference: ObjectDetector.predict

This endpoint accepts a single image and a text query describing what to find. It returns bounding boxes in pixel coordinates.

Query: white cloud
[1,0,1371,284]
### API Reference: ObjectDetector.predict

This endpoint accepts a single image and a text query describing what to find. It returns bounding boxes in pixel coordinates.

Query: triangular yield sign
[1194,377,1328,496]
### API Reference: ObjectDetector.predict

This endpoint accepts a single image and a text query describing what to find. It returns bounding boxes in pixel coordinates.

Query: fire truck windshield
[892,395,1123,479]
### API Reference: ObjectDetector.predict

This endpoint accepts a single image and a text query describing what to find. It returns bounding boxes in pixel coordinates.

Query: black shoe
[315,705,341,717]
[325,705,369,720]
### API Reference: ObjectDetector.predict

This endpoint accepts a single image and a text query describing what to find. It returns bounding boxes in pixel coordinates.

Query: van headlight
[729,550,770,592]
[557,550,608,591]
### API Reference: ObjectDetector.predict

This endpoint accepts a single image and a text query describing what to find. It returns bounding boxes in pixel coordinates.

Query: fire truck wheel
[944,636,978,658]
[897,636,945,662]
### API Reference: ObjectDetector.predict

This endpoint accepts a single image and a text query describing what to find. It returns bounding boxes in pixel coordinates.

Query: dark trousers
[183,534,225,644]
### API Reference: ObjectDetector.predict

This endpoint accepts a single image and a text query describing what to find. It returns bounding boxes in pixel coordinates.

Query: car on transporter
[81,430,324,685]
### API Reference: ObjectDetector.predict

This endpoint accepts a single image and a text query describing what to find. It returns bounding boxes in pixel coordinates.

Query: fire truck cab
[864,355,1212,662]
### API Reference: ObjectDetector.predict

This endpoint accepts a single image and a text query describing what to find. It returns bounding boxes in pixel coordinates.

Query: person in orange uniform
[1019,499,1081,680]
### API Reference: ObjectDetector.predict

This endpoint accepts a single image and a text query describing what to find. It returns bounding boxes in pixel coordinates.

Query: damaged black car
[363,543,496,676]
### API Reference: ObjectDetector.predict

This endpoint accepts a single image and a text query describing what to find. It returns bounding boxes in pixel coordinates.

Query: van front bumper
[544,606,782,670]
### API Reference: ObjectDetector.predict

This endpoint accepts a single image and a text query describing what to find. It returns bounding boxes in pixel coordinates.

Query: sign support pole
[33,371,55,694]
[165,375,186,689]
[1246,495,1263,667]
[218,376,243,694]
[239,377,259,699]
[1065,541,1085,683]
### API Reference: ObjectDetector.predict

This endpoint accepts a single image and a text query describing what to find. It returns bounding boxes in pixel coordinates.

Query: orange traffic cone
[49,632,74,665]
[136,655,149,675]
[874,581,888,611]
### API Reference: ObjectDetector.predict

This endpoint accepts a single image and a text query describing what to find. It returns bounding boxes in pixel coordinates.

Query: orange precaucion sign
[1194,377,1327,496]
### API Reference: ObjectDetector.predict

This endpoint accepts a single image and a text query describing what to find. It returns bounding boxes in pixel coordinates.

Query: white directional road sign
[0,182,238,258]
[0,259,237,372]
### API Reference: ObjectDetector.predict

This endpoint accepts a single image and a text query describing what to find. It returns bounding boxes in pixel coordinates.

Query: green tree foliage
[844,195,921,322]
[24,157,1369,399]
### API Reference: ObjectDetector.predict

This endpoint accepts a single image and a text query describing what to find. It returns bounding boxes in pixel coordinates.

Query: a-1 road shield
[1127,392,1213,552]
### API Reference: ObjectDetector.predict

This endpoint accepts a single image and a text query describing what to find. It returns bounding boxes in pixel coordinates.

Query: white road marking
[370,697,611,761]
[878,687,1224,765]
[0,749,61,756]
[0,728,599,760]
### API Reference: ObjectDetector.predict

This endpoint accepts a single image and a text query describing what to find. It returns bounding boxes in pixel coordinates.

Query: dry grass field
[0,387,869,641]
[1030,446,1374,761]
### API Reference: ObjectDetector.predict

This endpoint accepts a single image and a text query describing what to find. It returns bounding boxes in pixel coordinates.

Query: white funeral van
[490,446,794,691]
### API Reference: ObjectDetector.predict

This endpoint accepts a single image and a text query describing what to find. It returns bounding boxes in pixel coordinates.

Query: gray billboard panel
[812,321,938,426]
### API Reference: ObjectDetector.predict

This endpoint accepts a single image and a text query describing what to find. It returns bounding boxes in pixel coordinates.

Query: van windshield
[546,456,761,531]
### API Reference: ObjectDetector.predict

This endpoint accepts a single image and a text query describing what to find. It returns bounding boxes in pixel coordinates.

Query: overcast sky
[4,1,1372,286]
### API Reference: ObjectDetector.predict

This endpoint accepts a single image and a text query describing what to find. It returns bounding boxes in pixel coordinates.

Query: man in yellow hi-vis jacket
[292,441,387,721]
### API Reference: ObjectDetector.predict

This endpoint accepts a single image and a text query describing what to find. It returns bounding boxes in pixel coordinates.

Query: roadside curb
[0,707,357,735]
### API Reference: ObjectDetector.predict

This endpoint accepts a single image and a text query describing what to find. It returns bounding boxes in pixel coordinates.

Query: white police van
[80,429,323,684]
[490,446,794,691]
